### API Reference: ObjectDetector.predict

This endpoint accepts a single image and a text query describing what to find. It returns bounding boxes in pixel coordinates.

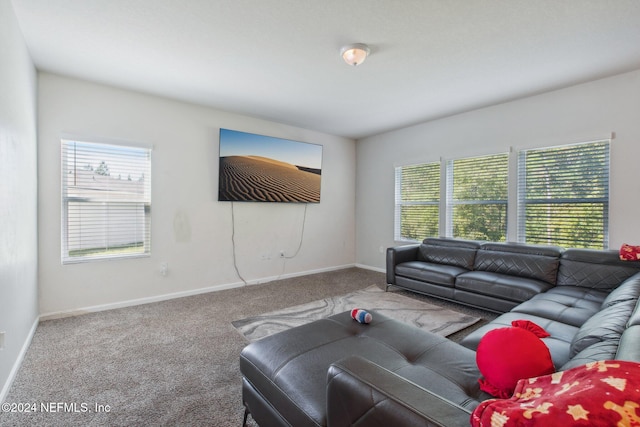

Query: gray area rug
[233,285,480,341]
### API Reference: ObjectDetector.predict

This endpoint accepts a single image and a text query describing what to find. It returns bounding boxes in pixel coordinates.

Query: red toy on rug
[471,360,640,427]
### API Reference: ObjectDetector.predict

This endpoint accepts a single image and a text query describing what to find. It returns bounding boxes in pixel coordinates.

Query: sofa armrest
[386,244,420,285]
[327,356,472,427]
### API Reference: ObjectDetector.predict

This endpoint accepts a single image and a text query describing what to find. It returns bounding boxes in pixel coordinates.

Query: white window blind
[394,162,440,241]
[446,153,508,241]
[61,139,152,263]
[517,140,609,249]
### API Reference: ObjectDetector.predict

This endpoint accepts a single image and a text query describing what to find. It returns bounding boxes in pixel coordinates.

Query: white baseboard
[4,263,364,400]
[1,317,39,404]
[39,281,245,321]
[244,263,356,286]
[39,263,357,321]
[355,263,385,274]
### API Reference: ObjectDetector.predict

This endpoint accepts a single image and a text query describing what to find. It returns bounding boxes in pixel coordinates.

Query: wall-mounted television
[218,128,323,203]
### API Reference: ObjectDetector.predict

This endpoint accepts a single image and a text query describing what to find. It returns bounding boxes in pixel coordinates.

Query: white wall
[0,0,39,401]
[356,69,640,270]
[38,73,356,316]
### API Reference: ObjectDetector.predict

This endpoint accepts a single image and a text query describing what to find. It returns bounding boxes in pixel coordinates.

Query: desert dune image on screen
[218,129,323,203]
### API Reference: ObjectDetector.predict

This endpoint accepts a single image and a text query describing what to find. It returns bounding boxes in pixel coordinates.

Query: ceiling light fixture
[340,43,370,66]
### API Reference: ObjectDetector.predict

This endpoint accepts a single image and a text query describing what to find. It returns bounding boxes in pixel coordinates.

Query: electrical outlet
[0,331,5,350]
[160,262,168,277]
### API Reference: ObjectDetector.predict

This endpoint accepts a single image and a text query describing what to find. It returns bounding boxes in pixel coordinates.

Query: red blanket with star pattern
[471,360,640,427]
[620,244,640,261]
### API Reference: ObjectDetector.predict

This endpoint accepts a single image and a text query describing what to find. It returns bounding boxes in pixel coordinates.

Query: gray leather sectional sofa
[240,238,640,426]
[386,237,640,313]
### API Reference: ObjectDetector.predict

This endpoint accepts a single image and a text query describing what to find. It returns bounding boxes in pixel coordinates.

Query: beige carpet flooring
[0,268,496,427]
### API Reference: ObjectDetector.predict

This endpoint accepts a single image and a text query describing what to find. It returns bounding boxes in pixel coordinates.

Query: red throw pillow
[620,243,640,261]
[511,319,551,338]
[476,321,555,398]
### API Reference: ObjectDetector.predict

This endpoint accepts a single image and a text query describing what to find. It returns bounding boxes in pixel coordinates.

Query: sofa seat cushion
[510,287,605,327]
[455,271,554,303]
[460,312,578,369]
[240,311,487,426]
[541,285,609,303]
[396,261,468,287]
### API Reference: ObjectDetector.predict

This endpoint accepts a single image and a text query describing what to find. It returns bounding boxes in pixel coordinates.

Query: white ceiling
[11,0,640,139]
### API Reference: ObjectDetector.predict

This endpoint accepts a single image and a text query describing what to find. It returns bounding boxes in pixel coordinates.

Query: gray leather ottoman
[240,311,488,427]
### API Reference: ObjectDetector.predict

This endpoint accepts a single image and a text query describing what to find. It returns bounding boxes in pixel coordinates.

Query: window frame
[445,153,509,241]
[394,161,441,242]
[393,139,610,249]
[61,138,152,264]
[516,140,610,249]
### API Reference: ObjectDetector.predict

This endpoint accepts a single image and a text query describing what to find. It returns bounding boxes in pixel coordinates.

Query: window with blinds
[446,153,508,241]
[394,162,440,241]
[517,140,609,249]
[61,139,152,263]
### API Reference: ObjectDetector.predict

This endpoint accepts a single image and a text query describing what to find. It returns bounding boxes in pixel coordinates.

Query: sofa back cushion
[617,325,640,363]
[418,238,480,270]
[569,299,636,358]
[601,273,640,309]
[557,249,640,290]
[422,237,481,249]
[418,245,477,270]
[615,297,640,362]
[561,341,620,371]
[565,298,640,369]
[473,243,561,285]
